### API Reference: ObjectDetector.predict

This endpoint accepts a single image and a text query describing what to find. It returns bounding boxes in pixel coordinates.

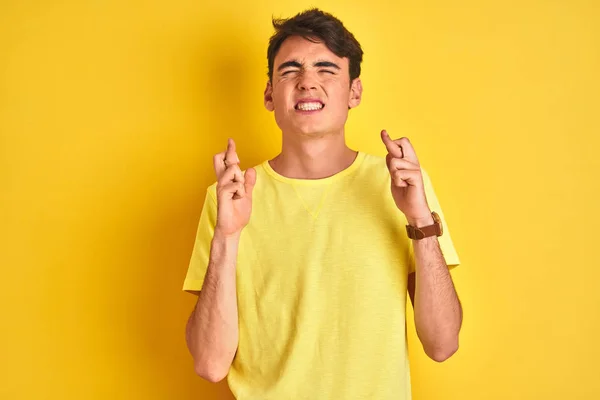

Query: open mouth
[295,101,325,111]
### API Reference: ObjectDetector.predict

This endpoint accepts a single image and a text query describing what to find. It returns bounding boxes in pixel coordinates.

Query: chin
[295,125,331,137]
[291,120,341,135]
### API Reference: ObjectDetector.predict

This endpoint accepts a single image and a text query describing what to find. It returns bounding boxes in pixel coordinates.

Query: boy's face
[264,36,362,138]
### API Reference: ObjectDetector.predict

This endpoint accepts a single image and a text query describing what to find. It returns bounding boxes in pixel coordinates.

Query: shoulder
[359,151,433,177]
[356,151,437,193]
[354,151,390,185]
[356,151,387,174]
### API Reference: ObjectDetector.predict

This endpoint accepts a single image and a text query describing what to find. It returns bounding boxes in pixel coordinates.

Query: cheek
[328,83,351,106]
[272,84,294,110]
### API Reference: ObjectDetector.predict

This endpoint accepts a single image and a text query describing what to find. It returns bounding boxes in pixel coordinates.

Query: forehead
[274,36,348,69]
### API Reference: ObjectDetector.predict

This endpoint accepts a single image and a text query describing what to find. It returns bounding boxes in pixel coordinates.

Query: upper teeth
[297,102,323,111]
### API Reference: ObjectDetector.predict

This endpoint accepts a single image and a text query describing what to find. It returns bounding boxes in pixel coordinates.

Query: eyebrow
[277,60,341,72]
[314,61,341,69]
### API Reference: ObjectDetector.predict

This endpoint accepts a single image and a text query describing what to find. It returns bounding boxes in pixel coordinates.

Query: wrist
[407,212,434,228]
[211,230,241,266]
[214,228,242,241]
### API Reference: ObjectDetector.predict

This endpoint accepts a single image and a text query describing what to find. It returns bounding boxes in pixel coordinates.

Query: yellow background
[2,0,599,399]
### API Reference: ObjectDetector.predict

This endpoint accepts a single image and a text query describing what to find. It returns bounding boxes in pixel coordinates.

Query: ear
[348,78,363,109]
[264,81,274,111]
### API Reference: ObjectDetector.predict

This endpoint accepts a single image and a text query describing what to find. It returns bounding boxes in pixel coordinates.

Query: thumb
[244,167,257,197]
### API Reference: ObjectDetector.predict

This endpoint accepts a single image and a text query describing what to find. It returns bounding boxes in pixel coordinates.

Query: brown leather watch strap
[406,212,443,240]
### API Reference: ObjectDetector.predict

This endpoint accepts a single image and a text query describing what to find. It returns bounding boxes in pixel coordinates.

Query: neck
[269,130,358,179]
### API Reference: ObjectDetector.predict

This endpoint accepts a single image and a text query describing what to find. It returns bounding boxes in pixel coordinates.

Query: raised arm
[185,139,256,382]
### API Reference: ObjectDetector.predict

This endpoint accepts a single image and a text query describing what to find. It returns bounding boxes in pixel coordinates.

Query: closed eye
[281,70,299,76]
[320,70,336,74]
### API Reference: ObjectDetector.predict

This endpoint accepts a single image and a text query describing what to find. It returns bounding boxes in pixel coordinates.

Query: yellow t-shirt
[183,151,460,400]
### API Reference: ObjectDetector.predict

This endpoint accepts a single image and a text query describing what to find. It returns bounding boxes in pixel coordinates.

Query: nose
[297,71,318,91]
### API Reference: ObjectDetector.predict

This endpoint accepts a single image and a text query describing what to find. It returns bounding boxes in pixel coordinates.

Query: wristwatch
[406,211,443,240]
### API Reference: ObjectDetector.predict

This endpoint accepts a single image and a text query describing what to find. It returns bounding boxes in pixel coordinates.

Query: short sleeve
[182,187,218,293]
[408,168,460,274]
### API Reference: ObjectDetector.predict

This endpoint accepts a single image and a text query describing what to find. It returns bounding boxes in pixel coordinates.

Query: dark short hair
[267,9,364,84]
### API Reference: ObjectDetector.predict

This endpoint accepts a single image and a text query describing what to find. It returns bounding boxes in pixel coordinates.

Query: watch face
[432,211,443,236]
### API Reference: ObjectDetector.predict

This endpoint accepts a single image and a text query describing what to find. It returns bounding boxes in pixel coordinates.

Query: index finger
[225,138,240,165]
[381,130,404,159]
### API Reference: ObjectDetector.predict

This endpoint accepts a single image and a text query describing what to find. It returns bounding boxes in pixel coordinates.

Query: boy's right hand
[213,138,257,238]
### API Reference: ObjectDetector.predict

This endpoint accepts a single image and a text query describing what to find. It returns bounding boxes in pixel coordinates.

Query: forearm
[186,231,240,382]
[411,219,462,361]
